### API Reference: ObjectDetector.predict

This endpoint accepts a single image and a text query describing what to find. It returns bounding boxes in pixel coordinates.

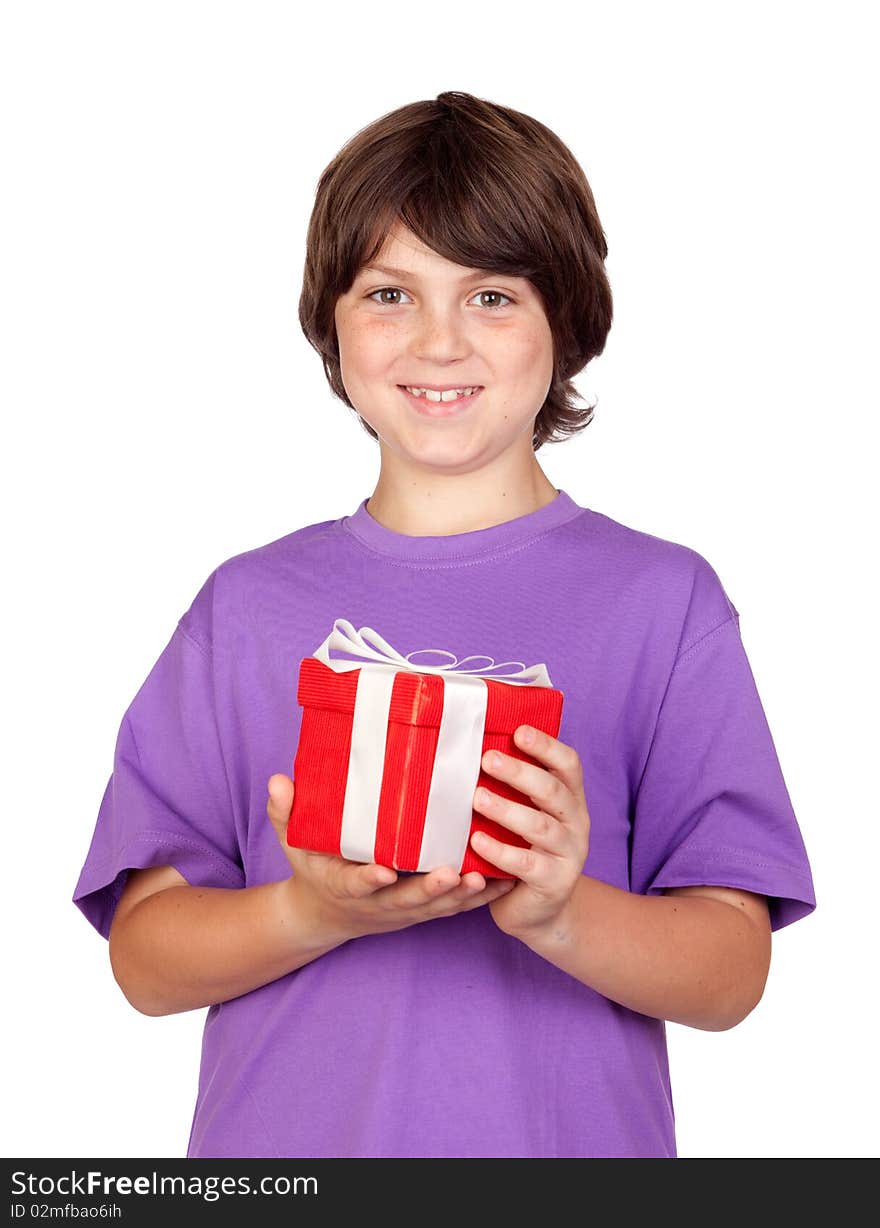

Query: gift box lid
[297,656,563,734]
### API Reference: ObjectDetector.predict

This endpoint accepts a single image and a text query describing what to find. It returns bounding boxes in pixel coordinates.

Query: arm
[108,781,516,1019]
[472,725,772,1032]
[517,880,771,1031]
[108,867,348,1018]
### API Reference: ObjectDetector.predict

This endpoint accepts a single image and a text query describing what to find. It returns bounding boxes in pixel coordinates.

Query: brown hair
[298,90,613,450]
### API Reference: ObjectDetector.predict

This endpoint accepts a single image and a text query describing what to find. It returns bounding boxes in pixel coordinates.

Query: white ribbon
[311,618,554,871]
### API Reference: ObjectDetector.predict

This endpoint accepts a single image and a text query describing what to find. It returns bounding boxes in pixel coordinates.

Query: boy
[72,91,816,1158]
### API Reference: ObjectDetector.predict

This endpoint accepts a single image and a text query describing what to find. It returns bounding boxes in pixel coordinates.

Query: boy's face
[333,222,554,475]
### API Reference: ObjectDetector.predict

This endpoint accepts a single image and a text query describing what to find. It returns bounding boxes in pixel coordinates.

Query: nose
[409,304,472,365]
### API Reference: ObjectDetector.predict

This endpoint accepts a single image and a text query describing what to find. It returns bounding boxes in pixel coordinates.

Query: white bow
[313,617,553,687]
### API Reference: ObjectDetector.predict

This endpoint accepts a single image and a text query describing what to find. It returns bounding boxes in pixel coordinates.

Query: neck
[365,460,559,537]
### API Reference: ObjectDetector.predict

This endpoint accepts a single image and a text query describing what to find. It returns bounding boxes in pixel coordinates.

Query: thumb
[266,773,295,831]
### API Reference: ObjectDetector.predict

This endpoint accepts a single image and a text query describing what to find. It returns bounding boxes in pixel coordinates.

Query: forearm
[520,875,770,1031]
[109,879,349,1017]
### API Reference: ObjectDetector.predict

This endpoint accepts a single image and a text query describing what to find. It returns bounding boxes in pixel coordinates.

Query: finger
[414,865,465,902]
[494,727,584,811]
[340,860,399,899]
[457,877,517,909]
[481,742,576,825]
[473,785,567,854]
[423,872,515,916]
[266,774,294,825]
[432,870,489,902]
[469,828,549,883]
[375,865,462,911]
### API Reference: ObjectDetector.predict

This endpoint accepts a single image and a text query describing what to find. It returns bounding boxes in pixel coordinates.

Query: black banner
[2,1157,848,1222]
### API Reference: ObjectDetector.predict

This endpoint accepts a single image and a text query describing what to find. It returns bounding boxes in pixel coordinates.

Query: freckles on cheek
[497,323,543,360]
[348,317,401,373]
[496,338,541,391]
[517,328,554,380]
[520,328,549,358]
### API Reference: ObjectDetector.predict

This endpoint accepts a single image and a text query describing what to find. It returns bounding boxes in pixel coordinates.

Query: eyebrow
[360,263,503,282]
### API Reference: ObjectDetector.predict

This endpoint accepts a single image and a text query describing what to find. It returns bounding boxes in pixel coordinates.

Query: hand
[470,725,591,942]
[266,774,516,942]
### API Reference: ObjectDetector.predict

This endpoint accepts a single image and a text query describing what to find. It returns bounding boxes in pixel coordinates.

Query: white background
[2,0,877,1159]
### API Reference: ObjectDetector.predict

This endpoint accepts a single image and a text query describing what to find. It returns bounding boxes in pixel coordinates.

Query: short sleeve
[630,574,816,933]
[72,613,246,941]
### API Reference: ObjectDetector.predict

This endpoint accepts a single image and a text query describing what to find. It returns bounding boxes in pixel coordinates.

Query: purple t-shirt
[72,489,816,1158]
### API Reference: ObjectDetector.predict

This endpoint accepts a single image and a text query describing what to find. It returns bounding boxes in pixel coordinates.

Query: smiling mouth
[397,385,484,415]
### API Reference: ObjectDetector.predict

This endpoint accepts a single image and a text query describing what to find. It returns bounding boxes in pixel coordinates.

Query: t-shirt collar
[342,488,584,562]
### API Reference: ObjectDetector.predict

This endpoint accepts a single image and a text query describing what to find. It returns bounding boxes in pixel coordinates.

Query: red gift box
[286,621,564,879]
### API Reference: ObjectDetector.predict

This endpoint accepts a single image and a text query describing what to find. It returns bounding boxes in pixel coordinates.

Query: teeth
[405,386,479,401]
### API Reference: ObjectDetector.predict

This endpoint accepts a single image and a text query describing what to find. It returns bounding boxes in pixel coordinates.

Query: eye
[469,290,513,311]
[367,287,413,306]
